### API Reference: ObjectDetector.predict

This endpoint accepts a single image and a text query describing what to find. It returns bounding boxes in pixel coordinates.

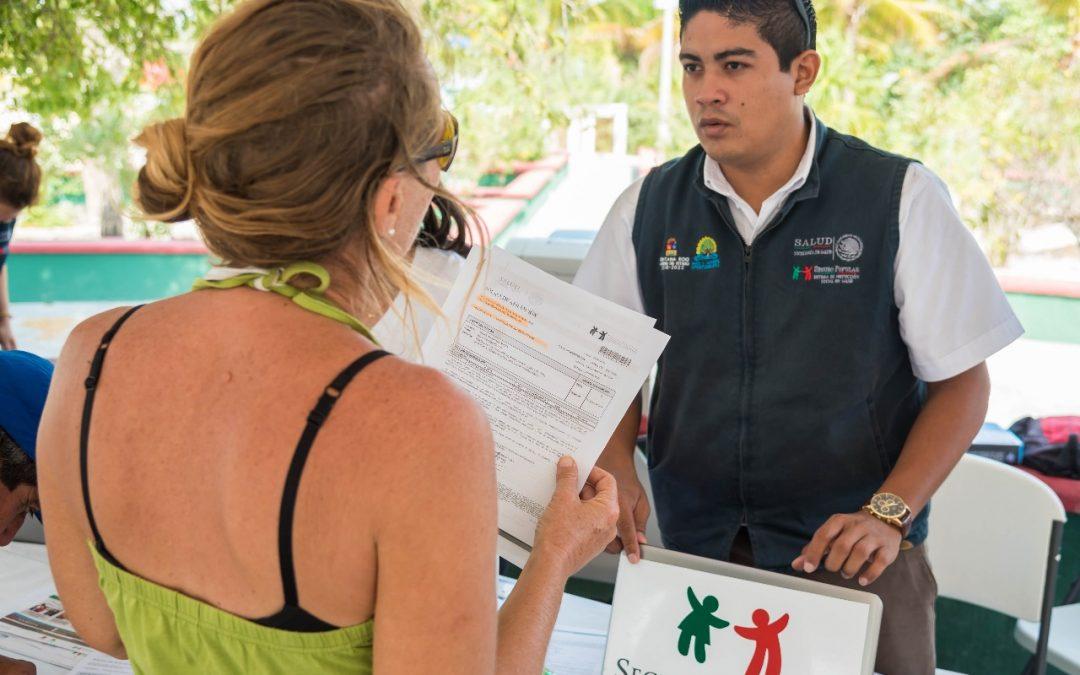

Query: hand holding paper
[422,246,669,567]
[532,457,620,578]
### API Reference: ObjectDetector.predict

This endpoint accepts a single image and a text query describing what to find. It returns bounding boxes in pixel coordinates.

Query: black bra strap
[278,349,391,607]
[80,305,145,566]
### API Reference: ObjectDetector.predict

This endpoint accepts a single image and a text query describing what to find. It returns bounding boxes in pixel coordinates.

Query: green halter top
[193,261,380,343]
[89,262,376,674]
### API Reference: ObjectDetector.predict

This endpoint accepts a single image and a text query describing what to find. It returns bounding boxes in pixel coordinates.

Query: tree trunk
[82,160,124,238]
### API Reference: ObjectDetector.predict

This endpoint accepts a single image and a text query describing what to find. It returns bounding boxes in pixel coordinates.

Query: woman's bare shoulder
[327,355,494,487]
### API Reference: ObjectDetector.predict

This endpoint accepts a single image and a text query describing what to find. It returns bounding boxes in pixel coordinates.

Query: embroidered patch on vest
[791,264,862,285]
[792,234,864,262]
[659,236,691,271]
[691,236,720,270]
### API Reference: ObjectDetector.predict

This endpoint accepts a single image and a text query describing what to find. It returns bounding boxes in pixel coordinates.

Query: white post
[656,0,677,152]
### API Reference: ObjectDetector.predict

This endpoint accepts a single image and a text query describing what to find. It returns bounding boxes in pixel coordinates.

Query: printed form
[423,246,668,567]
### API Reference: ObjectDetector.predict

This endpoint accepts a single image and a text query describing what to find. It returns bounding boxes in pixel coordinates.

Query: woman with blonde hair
[0,122,44,351]
[36,0,618,672]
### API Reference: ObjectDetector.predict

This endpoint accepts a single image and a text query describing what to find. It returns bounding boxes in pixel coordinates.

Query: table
[0,546,613,675]
[498,575,612,675]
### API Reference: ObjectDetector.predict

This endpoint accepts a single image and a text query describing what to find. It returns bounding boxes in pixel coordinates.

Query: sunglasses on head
[414,109,459,172]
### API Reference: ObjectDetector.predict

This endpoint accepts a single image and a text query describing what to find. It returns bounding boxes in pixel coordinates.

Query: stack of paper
[424,246,668,567]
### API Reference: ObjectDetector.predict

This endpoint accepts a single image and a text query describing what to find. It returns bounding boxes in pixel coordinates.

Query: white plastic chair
[573,447,662,584]
[1014,574,1080,675]
[926,453,1067,675]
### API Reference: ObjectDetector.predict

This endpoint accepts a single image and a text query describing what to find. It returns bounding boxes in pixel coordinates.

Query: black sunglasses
[790,0,815,50]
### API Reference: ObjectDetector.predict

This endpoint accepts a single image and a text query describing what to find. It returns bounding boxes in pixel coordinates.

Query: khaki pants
[730,528,937,675]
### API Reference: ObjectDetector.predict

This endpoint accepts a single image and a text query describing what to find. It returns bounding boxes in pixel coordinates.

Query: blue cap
[0,350,54,462]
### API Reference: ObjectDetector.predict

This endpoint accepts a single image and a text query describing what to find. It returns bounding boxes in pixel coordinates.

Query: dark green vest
[633,120,926,570]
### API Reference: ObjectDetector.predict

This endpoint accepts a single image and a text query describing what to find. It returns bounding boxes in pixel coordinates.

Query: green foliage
[809,0,1080,263]
[1,0,1076,259]
[421,0,673,183]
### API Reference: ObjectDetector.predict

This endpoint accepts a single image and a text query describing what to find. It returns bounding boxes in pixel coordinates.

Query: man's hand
[583,454,649,563]
[792,510,902,587]
[0,655,35,674]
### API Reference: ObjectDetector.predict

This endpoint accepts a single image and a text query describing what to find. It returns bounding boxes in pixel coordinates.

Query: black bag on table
[1011,416,1080,479]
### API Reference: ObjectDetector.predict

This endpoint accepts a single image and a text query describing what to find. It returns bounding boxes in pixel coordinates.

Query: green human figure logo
[677,586,730,664]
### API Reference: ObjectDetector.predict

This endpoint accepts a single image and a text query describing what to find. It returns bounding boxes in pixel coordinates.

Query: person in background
[0,122,44,351]
[575,1,1021,672]
[0,350,53,675]
[0,349,51,543]
[36,0,618,673]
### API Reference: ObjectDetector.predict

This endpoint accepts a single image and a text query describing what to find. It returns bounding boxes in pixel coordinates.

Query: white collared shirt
[573,119,1023,382]
[703,114,819,246]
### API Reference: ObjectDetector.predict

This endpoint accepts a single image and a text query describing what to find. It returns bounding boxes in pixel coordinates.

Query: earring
[388,228,396,236]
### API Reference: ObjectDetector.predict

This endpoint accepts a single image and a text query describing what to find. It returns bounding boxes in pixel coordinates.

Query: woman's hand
[0,316,15,350]
[532,456,620,579]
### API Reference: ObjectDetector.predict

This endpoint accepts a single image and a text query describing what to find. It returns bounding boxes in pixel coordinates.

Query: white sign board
[603,547,881,675]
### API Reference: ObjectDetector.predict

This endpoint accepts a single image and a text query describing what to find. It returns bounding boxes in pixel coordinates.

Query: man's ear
[372,174,404,237]
[792,50,821,96]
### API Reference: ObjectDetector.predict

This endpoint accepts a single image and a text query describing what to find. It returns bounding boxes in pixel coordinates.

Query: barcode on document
[599,346,631,367]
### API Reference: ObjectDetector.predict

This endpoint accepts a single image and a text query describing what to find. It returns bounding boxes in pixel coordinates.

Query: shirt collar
[702,108,818,204]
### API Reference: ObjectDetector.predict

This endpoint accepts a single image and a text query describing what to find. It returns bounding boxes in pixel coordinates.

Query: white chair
[926,453,1067,675]
[573,447,662,584]
[1015,574,1080,674]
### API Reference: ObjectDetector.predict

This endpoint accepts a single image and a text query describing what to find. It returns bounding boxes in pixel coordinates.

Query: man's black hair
[0,427,36,491]
[679,0,817,71]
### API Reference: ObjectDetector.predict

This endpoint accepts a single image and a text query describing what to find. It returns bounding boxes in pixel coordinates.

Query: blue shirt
[0,217,14,271]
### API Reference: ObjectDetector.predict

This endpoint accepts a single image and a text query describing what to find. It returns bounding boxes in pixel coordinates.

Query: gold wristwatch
[862,492,913,537]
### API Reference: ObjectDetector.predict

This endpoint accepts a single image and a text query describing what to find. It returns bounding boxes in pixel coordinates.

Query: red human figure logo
[801,266,813,281]
[734,609,790,675]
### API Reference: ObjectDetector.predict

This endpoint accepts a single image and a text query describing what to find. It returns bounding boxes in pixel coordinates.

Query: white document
[0,595,130,673]
[69,653,134,675]
[424,246,668,567]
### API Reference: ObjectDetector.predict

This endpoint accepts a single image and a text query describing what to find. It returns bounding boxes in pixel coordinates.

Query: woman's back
[78,290,386,625]
[40,286,499,670]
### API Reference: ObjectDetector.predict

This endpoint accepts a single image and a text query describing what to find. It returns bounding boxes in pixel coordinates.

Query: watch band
[862,501,913,538]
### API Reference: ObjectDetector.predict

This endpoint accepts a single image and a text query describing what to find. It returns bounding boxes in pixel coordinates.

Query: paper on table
[496,576,610,675]
[423,246,668,568]
[0,596,96,670]
[545,629,608,675]
[69,654,134,675]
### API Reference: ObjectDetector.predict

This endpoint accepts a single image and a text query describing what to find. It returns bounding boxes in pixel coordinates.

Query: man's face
[680,12,802,167]
[0,481,36,546]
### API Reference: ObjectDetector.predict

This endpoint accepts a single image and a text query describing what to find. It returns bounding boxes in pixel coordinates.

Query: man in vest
[574,1,1022,672]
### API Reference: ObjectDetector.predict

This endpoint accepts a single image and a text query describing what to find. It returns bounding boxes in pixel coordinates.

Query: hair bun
[6,123,42,158]
[135,118,193,221]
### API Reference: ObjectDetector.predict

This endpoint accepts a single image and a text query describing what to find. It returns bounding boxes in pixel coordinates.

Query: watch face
[872,493,907,518]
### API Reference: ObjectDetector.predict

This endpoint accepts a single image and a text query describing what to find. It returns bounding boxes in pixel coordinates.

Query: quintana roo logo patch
[835,234,864,262]
[691,236,720,270]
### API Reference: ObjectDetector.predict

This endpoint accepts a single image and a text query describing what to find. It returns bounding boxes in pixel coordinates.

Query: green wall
[8,252,1080,347]
[1007,293,1080,345]
[8,253,211,303]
